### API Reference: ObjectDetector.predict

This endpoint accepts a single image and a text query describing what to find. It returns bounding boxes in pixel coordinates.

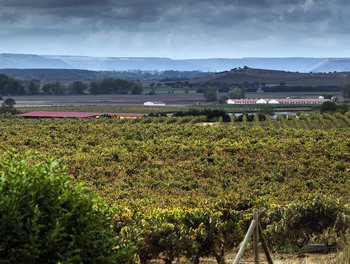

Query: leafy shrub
[320,101,337,113]
[262,197,350,250]
[0,152,135,264]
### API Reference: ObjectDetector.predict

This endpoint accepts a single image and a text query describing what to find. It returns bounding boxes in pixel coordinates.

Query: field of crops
[0,113,349,263]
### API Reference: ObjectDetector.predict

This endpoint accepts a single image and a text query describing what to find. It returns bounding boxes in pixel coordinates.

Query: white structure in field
[256,99,268,104]
[268,99,280,104]
[144,101,166,106]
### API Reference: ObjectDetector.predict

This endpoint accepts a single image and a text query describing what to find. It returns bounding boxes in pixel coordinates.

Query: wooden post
[232,219,257,264]
[258,223,274,264]
[253,209,259,264]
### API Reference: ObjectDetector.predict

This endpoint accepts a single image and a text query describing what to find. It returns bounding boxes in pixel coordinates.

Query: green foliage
[320,101,337,113]
[228,87,245,99]
[27,81,40,95]
[342,82,350,100]
[203,86,218,102]
[0,98,18,115]
[131,83,144,95]
[69,81,88,95]
[173,108,230,122]
[335,112,350,126]
[337,104,349,114]
[0,117,350,262]
[42,81,65,95]
[0,74,25,95]
[323,113,342,128]
[258,107,274,118]
[0,152,135,264]
[299,112,315,129]
[219,95,228,104]
[276,114,288,128]
[262,197,350,250]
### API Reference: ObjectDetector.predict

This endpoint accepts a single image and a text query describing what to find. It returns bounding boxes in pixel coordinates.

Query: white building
[256,99,268,104]
[267,99,280,104]
[143,101,166,106]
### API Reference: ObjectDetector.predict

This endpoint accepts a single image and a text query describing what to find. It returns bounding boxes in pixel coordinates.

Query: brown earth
[150,252,336,263]
[9,93,210,107]
[9,91,344,108]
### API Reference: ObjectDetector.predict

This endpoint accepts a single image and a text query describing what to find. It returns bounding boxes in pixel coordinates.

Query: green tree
[42,81,65,95]
[100,78,136,94]
[89,81,102,95]
[320,101,337,113]
[42,82,53,94]
[69,81,87,95]
[0,98,17,114]
[27,81,40,95]
[228,87,245,99]
[342,82,350,100]
[0,74,25,95]
[0,152,136,264]
[131,83,144,95]
[219,95,228,104]
[52,81,65,95]
[149,86,156,95]
[204,86,217,102]
[257,107,274,121]
[336,103,349,114]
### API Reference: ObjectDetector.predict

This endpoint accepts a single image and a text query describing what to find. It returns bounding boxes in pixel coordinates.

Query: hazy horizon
[3,53,350,60]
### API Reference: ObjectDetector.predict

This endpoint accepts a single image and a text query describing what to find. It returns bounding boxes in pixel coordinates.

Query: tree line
[0,74,144,96]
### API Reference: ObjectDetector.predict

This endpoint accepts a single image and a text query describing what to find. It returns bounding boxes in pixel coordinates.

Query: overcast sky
[1,0,350,59]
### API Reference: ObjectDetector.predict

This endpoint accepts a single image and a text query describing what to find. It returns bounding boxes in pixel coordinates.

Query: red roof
[277,99,331,103]
[15,111,146,118]
[228,99,258,103]
[228,98,331,104]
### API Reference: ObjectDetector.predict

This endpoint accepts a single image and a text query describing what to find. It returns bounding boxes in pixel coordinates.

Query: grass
[17,105,194,114]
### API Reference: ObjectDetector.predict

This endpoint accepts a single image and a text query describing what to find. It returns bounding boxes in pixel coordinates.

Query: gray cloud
[1,0,348,28]
[1,0,350,57]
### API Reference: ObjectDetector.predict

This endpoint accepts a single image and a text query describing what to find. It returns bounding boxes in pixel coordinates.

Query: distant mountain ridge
[1,53,350,73]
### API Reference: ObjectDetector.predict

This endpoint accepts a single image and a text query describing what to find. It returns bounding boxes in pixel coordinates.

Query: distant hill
[191,67,349,87]
[0,54,71,69]
[2,53,350,72]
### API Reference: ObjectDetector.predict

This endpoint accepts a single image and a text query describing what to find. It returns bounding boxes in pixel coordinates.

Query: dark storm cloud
[1,0,350,57]
[1,0,349,28]
[2,0,108,8]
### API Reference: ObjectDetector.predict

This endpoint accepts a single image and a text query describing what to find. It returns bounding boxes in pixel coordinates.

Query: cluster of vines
[0,114,349,263]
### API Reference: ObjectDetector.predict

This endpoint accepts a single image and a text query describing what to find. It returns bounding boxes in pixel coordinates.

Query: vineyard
[0,112,350,263]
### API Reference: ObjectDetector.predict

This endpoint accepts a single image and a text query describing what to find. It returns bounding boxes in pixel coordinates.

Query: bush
[0,152,135,264]
[0,98,18,115]
[320,101,337,113]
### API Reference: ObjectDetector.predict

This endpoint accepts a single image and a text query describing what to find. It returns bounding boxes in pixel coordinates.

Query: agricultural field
[0,113,349,263]
[8,93,210,107]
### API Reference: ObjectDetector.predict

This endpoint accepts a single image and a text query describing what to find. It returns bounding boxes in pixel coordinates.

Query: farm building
[227,98,331,104]
[256,99,268,104]
[227,99,258,104]
[144,101,166,106]
[15,112,146,118]
[268,99,280,104]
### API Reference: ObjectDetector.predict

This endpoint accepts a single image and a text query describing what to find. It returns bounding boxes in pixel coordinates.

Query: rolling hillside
[2,53,350,72]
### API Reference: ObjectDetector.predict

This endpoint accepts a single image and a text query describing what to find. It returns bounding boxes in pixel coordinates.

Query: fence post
[258,223,274,264]
[233,209,274,264]
[232,220,257,264]
[253,209,259,264]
